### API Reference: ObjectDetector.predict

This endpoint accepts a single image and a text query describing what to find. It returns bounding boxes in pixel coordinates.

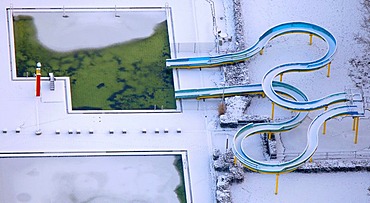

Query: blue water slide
[166,22,335,68]
[170,22,364,173]
[261,23,338,110]
[233,105,362,173]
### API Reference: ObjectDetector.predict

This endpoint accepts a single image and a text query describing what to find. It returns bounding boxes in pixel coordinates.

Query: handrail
[281,150,370,161]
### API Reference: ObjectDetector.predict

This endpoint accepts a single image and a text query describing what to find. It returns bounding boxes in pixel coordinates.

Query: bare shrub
[218,102,226,116]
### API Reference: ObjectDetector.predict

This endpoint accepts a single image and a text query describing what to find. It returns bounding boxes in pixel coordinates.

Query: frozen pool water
[14,9,167,52]
[0,153,183,203]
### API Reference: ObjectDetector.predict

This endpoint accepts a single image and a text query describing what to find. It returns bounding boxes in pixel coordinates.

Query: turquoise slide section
[169,22,364,173]
[167,22,335,69]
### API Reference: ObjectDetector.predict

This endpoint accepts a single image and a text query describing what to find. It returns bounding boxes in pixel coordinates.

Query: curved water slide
[234,104,362,173]
[176,81,362,173]
[169,22,364,173]
[166,22,334,69]
[169,22,341,110]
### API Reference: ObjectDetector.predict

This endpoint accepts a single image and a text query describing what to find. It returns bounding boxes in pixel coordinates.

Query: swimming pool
[0,151,188,203]
[10,7,176,111]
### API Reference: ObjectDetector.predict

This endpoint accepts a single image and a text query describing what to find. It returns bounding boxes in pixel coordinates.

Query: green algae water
[13,13,175,110]
[174,156,187,203]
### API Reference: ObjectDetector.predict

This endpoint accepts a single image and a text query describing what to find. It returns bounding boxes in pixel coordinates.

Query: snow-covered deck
[0,0,222,202]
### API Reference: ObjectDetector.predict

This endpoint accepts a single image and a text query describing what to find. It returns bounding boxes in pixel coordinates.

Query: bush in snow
[213,149,221,160]
[214,0,250,200]
[214,157,230,171]
[216,189,232,203]
[218,102,227,116]
[219,0,254,129]
[213,149,235,171]
[214,149,244,181]
[217,175,232,190]
[355,0,370,50]
[224,149,235,163]
[349,0,370,94]
[229,165,244,182]
[213,148,246,203]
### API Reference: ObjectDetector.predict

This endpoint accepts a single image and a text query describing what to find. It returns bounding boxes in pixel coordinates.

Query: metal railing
[280,150,370,161]
[172,42,217,54]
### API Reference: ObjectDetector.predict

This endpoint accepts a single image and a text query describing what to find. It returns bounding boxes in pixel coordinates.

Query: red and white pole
[35,62,42,135]
[36,63,41,97]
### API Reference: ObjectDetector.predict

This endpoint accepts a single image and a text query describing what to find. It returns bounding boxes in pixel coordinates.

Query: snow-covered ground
[231,172,370,203]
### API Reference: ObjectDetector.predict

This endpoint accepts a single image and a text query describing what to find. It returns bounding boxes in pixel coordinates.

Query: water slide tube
[176,81,362,173]
[169,22,364,173]
[166,22,334,69]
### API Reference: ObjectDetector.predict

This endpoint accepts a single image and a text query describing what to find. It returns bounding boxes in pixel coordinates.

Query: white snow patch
[231,172,370,203]
[14,11,166,52]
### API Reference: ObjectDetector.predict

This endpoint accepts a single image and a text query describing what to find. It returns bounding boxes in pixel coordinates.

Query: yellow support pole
[326,62,331,78]
[271,102,275,120]
[352,117,356,131]
[354,117,359,144]
[309,157,313,163]
[268,132,272,140]
[259,48,264,55]
[322,121,327,135]
[233,156,237,166]
[261,93,265,98]
[275,174,280,195]
[323,106,328,135]
[279,74,283,82]
[309,34,313,45]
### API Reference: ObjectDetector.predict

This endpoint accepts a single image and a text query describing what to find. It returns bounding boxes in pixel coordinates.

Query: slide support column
[354,117,360,144]
[259,48,264,55]
[271,102,275,120]
[322,106,328,134]
[327,62,331,78]
[275,174,280,195]
[352,117,356,131]
[309,34,313,45]
[269,102,275,140]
